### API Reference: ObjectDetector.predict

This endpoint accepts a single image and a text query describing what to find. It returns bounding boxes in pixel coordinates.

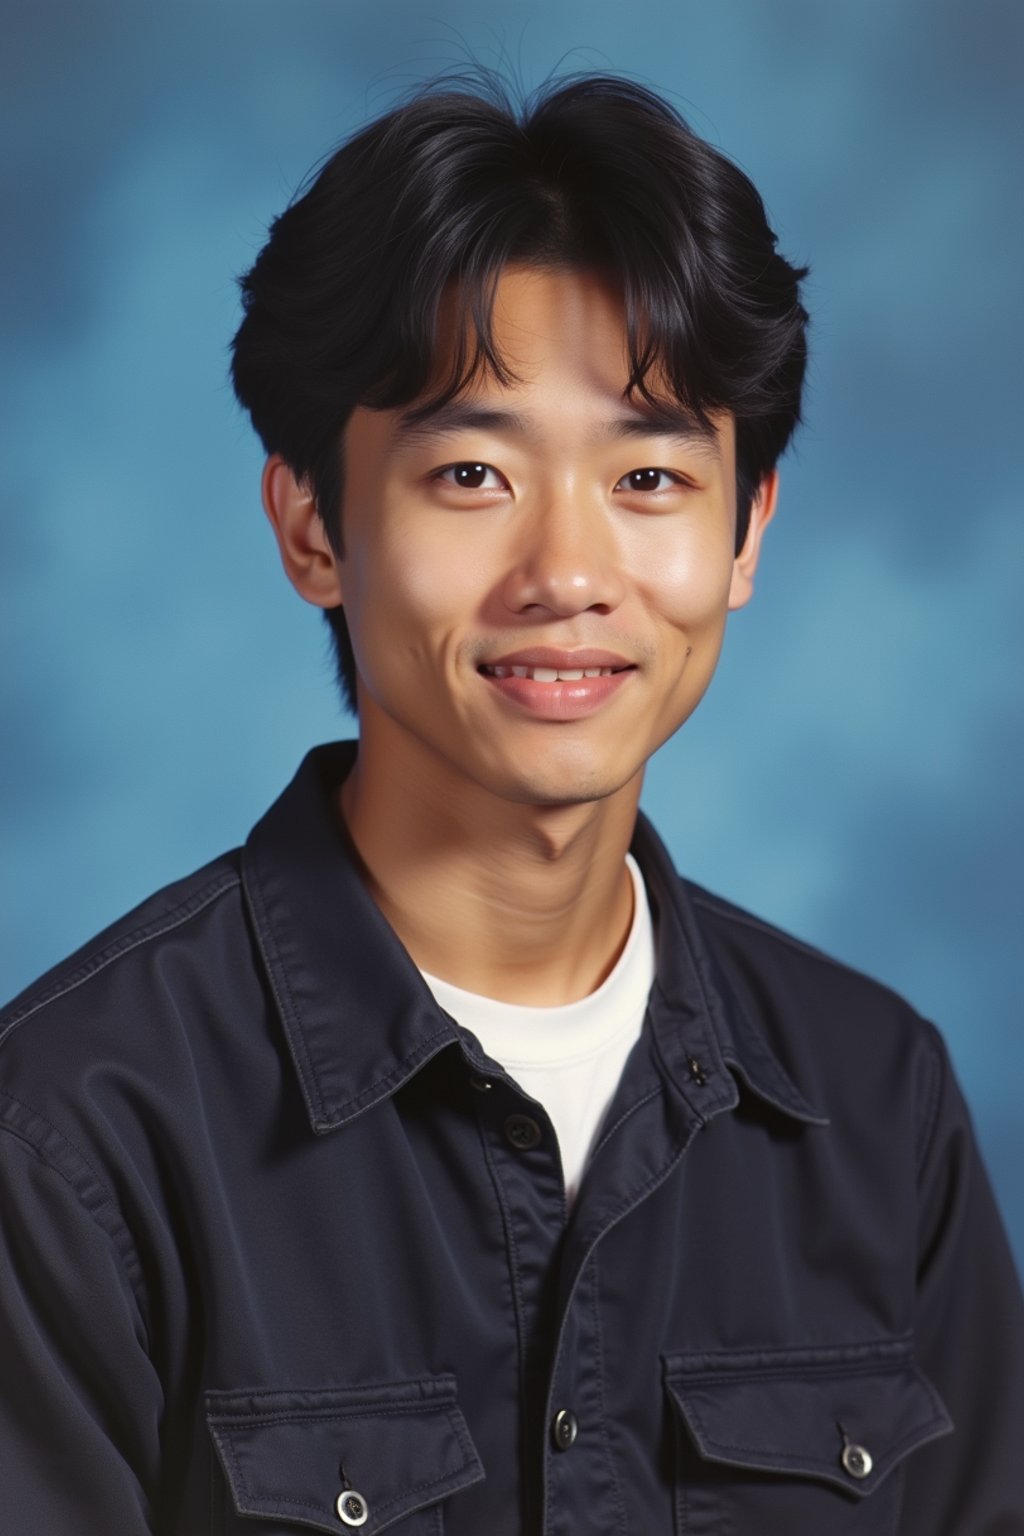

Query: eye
[436,462,507,491]
[615,467,682,494]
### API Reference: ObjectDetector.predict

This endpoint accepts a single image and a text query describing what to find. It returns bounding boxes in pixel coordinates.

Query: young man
[1,76,1021,1535]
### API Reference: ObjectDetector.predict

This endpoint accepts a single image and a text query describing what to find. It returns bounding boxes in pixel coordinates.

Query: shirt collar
[629,815,828,1127]
[243,743,827,1135]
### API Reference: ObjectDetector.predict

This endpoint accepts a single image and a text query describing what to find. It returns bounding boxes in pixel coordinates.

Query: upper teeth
[484,665,617,681]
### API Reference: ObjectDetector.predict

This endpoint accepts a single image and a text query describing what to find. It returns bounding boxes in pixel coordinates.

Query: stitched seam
[226,1454,465,1520]
[647,996,701,1110]
[685,1388,800,1465]
[587,1154,692,1266]
[1,1090,119,1202]
[321,1027,461,1126]
[247,1464,462,1520]
[210,1403,454,1429]
[0,1102,150,1332]
[444,1397,477,1468]
[206,1375,456,1410]
[242,1492,326,1515]
[542,1122,700,1532]
[905,1366,949,1422]
[214,1430,246,1509]
[217,1436,337,1522]
[653,969,814,1124]
[0,873,240,1048]
[686,897,929,1115]
[241,850,466,1137]
[686,1404,949,1471]
[914,1025,945,1175]
[690,893,851,971]
[241,851,324,1125]
[650,928,725,1089]
[591,1252,630,1536]
[722,1040,824,1124]
[590,1086,662,1160]
[209,1430,227,1528]
[348,1442,466,1520]
[670,1356,916,1386]
[477,1113,530,1517]
[213,1407,469,1519]
[664,1333,914,1374]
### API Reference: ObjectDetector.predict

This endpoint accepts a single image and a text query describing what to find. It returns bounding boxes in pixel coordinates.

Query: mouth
[480,663,629,682]
[478,647,636,680]
[476,651,636,721]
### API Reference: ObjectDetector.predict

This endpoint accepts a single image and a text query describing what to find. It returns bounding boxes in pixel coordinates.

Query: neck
[339,737,642,1007]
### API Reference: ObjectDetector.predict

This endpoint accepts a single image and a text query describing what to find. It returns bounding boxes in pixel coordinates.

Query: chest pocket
[663,1339,952,1534]
[206,1376,484,1534]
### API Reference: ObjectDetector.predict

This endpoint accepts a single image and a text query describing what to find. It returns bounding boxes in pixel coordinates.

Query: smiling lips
[479,650,635,720]
[483,664,620,681]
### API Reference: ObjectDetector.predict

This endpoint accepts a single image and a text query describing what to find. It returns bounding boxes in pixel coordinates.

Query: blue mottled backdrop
[2,1,1022,1269]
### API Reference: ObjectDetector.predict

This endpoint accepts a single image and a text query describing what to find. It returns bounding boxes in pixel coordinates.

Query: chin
[493,756,638,810]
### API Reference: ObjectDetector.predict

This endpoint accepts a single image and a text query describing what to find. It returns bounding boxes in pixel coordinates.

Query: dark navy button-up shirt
[1,742,1022,1534]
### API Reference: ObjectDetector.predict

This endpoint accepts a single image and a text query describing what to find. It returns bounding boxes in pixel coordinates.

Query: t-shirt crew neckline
[419,854,654,1072]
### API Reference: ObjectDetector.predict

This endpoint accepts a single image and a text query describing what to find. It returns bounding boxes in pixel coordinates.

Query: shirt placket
[539,1064,709,1534]
[466,992,734,1535]
[465,1059,567,1529]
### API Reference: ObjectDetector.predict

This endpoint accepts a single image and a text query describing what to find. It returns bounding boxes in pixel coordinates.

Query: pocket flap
[664,1339,953,1497]
[206,1375,485,1533]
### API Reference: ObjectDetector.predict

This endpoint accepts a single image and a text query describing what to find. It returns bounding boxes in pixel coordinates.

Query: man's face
[334,266,771,810]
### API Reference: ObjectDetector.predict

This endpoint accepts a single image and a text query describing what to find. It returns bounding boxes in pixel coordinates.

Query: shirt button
[552,1408,579,1450]
[841,1443,873,1479]
[686,1055,709,1086]
[336,1488,370,1525]
[469,1076,493,1092]
[504,1113,542,1150]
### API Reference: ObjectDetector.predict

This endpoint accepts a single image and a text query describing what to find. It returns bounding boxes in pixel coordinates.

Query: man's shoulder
[0,850,248,1064]
[677,875,946,1102]
[636,816,920,1035]
[684,876,911,1008]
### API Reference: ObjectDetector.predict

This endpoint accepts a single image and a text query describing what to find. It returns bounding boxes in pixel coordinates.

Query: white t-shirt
[420,855,656,1206]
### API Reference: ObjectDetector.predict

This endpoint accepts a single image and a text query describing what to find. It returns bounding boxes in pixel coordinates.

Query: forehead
[442,265,630,386]
[390,264,731,456]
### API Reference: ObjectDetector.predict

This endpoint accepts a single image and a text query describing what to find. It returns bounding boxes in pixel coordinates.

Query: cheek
[343,521,478,679]
[636,524,736,635]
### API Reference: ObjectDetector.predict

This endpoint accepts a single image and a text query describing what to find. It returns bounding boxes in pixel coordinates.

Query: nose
[500,489,627,619]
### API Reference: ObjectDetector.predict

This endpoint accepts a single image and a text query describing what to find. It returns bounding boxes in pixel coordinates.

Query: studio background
[2,1,1022,1270]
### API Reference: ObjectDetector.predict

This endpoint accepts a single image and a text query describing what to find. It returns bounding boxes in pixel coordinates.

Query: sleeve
[900,1024,1024,1534]
[0,1110,164,1534]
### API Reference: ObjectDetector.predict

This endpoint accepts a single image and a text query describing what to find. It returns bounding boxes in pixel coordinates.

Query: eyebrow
[394,400,721,456]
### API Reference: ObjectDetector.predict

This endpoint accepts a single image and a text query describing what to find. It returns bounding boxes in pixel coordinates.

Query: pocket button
[336,1489,370,1526]
[841,1443,873,1479]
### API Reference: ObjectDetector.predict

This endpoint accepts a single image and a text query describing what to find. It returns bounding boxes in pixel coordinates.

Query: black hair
[231,73,809,712]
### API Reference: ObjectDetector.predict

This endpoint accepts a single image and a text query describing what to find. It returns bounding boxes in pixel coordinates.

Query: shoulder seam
[914,1022,947,1175]
[0,1093,151,1340]
[689,891,863,979]
[0,871,241,1050]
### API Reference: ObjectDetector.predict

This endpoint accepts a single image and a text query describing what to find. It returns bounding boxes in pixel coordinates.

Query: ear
[261,455,345,609]
[728,470,779,612]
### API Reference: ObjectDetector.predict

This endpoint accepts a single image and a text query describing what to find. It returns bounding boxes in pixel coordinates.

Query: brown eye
[617,468,678,493]
[439,462,502,490]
